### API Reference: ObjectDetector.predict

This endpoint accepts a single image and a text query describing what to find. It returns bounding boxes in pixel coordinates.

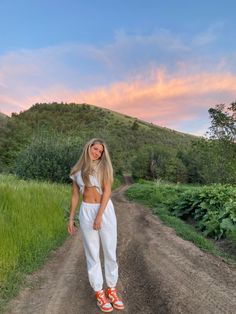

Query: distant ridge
[0,111,9,119]
[0,111,9,126]
[27,102,196,138]
[65,102,195,137]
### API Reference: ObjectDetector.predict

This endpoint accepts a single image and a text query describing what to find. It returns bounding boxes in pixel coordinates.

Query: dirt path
[5,184,236,314]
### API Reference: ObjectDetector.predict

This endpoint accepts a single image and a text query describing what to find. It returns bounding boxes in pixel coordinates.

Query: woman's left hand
[93,215,102,230]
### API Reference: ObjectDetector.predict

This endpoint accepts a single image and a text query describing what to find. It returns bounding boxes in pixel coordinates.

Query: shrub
[14,135,83,183]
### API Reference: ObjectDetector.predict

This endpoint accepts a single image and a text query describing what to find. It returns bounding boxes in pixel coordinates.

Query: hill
[0,102,197,177]
[0,111,9,124]
[0,111,8,118]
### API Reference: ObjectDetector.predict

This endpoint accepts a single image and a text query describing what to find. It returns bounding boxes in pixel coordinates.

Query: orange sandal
[106,287,125,310]
[96,290,113,312]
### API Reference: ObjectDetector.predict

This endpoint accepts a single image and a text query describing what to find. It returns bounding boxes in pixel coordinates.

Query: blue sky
[0,0,236,135]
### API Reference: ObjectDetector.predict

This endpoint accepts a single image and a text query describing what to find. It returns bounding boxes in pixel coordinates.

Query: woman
[68,138,125,312]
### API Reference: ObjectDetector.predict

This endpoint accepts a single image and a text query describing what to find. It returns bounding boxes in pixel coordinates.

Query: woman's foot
[105,287,125,310]
[95,289,113,312]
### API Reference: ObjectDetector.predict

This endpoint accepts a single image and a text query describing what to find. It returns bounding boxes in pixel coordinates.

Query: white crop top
[70,170,103,195]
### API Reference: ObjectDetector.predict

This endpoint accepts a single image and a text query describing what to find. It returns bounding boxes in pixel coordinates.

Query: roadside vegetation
[0,174,70,311]
[125,180,236,264]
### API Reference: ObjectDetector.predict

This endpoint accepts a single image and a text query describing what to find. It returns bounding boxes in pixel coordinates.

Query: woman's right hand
[68,220,77,235]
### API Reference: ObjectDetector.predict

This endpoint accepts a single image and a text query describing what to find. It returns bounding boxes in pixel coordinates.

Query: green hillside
[14,102,195,144]
[0,102,196,174]
[0,111,9,125]
[0,112,8,118]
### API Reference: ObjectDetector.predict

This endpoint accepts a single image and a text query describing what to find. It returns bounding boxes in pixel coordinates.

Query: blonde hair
[70,138,113,188]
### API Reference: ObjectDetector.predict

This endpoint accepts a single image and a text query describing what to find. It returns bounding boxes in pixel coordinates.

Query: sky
[0,0,236,135]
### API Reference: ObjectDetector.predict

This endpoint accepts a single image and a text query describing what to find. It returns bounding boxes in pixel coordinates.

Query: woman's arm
[93,180,111,230]
[68,181,80,235]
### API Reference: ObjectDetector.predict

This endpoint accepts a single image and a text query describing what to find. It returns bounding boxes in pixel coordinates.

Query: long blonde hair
[70,138,113,188]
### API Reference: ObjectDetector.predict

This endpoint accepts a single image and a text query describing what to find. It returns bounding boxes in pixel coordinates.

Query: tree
[131,145,187,183]
[184,102,236,184]
[207,102,236,142]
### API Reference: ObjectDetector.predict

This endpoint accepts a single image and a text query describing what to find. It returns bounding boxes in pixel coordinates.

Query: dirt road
[5,184,236,314]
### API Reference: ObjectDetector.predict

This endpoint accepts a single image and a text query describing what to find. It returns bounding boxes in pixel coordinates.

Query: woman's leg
[79,202,103,292]
[99,199,118,288]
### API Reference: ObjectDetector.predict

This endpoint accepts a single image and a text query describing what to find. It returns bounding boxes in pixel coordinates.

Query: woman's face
[89,144,104,161]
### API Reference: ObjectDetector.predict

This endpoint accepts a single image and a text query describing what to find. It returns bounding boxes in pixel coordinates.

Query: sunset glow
[1,1,236,135]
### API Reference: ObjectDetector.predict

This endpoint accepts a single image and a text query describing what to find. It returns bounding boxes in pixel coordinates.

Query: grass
[0,174,71,312]
[125,180,236,265]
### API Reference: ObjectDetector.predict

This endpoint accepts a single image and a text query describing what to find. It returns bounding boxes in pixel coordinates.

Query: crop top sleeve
[69,170,103,195]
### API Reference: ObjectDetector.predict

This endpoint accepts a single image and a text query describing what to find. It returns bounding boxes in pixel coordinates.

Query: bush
[127,181,236,242]
[14,135,83,183]
[168,185,236,239]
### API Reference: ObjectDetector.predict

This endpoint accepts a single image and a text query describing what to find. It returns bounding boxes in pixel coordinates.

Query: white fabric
[70,170,103,195]
[79,199,118,291]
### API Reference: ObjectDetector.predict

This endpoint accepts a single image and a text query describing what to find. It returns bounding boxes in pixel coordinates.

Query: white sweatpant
[79,199,118,292]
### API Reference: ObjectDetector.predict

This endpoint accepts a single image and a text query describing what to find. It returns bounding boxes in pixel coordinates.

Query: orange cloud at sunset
[23,69,236,130]
[1,69,236,134]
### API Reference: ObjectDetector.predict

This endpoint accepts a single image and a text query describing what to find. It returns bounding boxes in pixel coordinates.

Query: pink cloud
[1,31,236,136]
[1,66,236,134]
[11,70,234,131]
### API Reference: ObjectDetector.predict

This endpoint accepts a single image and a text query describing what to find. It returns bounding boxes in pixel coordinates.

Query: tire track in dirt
[5,184,236,314]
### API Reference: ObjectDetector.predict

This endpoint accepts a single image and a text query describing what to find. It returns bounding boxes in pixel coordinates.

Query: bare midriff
[83,186,102,203]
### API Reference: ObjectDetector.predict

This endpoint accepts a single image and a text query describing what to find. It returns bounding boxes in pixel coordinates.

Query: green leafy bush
[168,185,236,239]
[127,181,236,241]
[14,135,83,183]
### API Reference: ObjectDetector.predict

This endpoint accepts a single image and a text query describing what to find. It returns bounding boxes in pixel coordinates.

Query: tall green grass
[0,174,71,311]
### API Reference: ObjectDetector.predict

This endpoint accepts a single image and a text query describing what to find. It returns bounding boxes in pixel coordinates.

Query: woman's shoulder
[74,169,82,175]
[70,169,82,181]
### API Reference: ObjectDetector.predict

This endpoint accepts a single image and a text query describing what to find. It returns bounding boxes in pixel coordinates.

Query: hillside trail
[5,182,236,314]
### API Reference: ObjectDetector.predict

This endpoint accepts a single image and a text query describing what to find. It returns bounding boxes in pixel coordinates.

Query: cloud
[7,69,234,136]
[192,22,224,46]
[0,27,236,135]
